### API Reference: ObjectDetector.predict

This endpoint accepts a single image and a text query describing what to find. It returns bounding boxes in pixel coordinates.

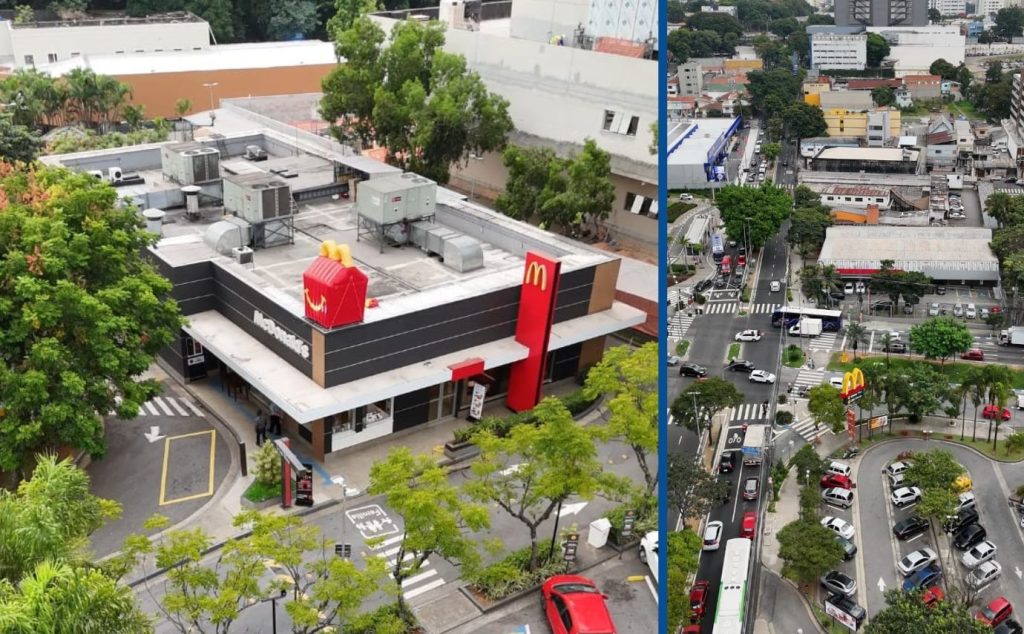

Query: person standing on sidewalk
[269,403,282,436]
[255,409,267,446]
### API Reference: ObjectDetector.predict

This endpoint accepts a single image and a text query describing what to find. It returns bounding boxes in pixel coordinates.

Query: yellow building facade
[824,108,902,139]
[723,59,763,71]
[802,79,831,107]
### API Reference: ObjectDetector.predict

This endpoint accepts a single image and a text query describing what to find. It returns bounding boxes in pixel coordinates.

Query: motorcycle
[842,446,860,459]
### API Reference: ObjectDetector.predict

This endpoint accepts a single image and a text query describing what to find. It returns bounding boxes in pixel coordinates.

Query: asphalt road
[854,440,1024,625]
[88,385,230,558]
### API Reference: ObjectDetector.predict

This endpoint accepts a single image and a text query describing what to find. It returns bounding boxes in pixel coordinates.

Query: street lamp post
[262,588,287,634]
[202,82,219,126]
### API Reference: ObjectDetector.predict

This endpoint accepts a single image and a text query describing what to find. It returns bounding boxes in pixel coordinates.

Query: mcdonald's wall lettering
[507,252,562,412]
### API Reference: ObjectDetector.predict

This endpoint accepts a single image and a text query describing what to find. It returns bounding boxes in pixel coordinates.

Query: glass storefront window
[364,399,392,424]
[331,410,352,433]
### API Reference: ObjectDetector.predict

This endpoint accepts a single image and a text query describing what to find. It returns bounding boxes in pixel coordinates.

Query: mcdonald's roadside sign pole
[839,368,866,445]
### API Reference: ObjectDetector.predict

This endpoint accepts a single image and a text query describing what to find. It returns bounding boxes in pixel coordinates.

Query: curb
[762,568,827,634]
[856,433,1024,464]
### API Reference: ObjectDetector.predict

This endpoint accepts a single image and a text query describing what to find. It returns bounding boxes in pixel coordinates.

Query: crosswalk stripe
[404,577,447,599]
[144,401,160,415]
[167,398,190,416]
[183,399,204,417]
[401,568,438,588]
[152,397,174,416]
[374,534,406,550]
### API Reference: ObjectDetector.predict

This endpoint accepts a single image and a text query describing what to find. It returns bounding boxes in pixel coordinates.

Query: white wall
[509,0,589,44]
[586,0,658,46]
[2,20,210,68]
[811,35,867,70]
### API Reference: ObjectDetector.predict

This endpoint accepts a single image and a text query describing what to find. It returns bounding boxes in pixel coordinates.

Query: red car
[983,404,1012,421]
[681,626,702,634]
[542,575,618,634]
[741,511,757,539]
[962,348,985,361]
[923,586,944,608]
[820,474,854,490]
[977,597,1013,627]
[690,580,711,619]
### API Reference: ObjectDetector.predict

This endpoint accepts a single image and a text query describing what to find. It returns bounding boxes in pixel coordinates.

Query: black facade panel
[211,264,313,375]
[393,388,431,432]
[551,344,582,382]
[158,330,185,376]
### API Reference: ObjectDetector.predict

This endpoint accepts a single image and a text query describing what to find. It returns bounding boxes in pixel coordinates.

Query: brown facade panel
[578,336,606,371]
[588,258,621,314]
[309,418,325,462]
[615,290,657,338]
[118,65,337,119]
[311,329,326,387]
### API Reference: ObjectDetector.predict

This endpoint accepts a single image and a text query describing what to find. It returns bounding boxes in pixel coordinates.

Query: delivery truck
[789,318,823,338]
[742,425,765,466]
[998,327,1024,347]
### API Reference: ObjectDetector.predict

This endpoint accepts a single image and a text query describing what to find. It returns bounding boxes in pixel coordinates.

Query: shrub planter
[240,495,280,510]
[444,440,480,462]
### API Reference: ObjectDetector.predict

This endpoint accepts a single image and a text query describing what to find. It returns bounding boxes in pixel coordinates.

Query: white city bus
[712,538,752,634]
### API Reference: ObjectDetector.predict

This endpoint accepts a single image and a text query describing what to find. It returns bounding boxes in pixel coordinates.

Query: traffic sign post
[563,533,579,568]
[619,510,637,560]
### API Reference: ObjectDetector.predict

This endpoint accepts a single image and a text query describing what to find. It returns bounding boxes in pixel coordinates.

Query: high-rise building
[834,0,928,26]
[927,0,966,16]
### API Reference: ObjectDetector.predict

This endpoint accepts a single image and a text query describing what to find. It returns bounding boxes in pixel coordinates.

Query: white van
[826,461,852,478]
[822,488,855,508]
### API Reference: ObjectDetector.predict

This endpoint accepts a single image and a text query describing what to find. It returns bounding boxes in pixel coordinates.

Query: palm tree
[843,321,869,360]
[174,98,192,119]
[820,265,842,305]
[880,333,893,365]
[970,378,986,442]
[120,103,144,131]
[989,382,1011,448]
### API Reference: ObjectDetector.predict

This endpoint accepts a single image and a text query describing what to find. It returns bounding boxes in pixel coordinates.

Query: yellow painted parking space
[159,429,217,506]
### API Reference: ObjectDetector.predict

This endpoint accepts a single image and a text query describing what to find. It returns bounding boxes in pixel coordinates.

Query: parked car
[821,571,857,597]
[967,304,978,319]
[679,363,709,378]
[871,300,894,312]
[749,370,776,384]
[962,348,985,361]
[983,404,1012,421]
[936,286,947,295]
[726,360,756,373]
[855,281,866,294]
[836,535,858,561]
[829,376,844,389]
[743,477,759,500]
[826,461,852,478]
[542,575,618,634]
[898,548,938,577]
[953,523,987,550]
[923,586,945,608]
[735,329,763,342]
[902,565,942,592]
[695,279,714,293]
[885,341,908,353]
[689,580,711,619]
[703,521,724,551]
[957,491,977,513]
[929,302,941,316]
[891,486,922,508]
[820,474,854,490]
[889,472,914,489]
[976,597,1013,627]
[968,561,1004,591]
[954,303,964,317]
[886,461,910,478]
[944,507,980,534]
[678,193,694,202]
[638,531,658,583]
[893,515,929,540]
[740,511,757,539]
[962,541,998,569]
[719,451,736,473]
[982,307,990,319]
[844,282,855,295]
[827,594,866,626]
[822,487,854,508]
[994,619,1024,634]
[821,516,855,540]
[904,302,915,315]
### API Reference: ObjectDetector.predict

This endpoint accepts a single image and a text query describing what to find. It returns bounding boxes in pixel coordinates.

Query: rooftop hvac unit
[161,142,221,185]
[108,166,123,183]
[232,246,254,265]
[223,174,292,224]
[356,173,437,225]
[245,145,267,161]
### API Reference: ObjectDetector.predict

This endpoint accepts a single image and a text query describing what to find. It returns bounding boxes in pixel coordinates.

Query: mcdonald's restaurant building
[148,186,647,460]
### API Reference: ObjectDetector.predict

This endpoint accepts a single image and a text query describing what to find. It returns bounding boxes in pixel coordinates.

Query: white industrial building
[867,25,965,76]
[818,184,892,209]
[928,0,967,15]
[667,117,742,190]
[811,33,867,70]
[818,226,999,284]
[509,0,657,49]
[0,11,210,69]
[371,9,658,250]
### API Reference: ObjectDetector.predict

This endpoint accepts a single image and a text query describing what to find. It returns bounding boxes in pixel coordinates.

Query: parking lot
[851,441,1024,625]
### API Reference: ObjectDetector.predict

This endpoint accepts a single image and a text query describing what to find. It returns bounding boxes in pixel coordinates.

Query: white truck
[947,174,963,190]
[789,318,823,338]
[742,425,766,466]
[998,327,1024,347]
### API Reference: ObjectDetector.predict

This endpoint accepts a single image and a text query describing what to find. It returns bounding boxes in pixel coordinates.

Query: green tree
[465,397,629,571]
[872,86,896,107]
[666,529,702,631]
[686,12,745,38]
[267,0,320,40]
[866,32,891,67]
[1006,430,1024,456]
[320,17,385,146]
[909,317,974,364]
[799,263,842,306]
[787,30,810,63]
[369,447,489,617]
[48,0,87,18]
[761,141,781,161]
[0,166,183,474]
[787,205,832,262]
[670,377,744,442]
[807,384,845,434]
[928,7,942,21]
[747,69,802,118]
[584,343,658,494]
[784,102,828,140]
[769,16,801,37]
[985,191,1024,227]
[753,34,789,70]
[0,116,42,163]
[916,487,958,522]
[544,139,616,236]
[843,321,869,360]
[866,589,989,633]
[14,5,33,24]
[667,457,730,523]
[989,223,1024,260]
[987,61,1005,83]
[121,103,145,131]
[777,518,845,583]
[995,6,1024,38]
[666,28,691,63]
[893,363,946,422]
[494,145,564,222]
[326,0,378,41]
[791,443,826,485]
[251,439,282,487]
[904,449,965,492]
[667,0,686,23]
[174,98,192,118]
[929,58,958,80]
[715,183,792,248]
[186,0,236,42]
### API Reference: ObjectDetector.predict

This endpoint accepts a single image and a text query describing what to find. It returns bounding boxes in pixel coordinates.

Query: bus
[712,538,752,634]
[720,255,732,275]
[711,233,724,262]
[771,306,843,332]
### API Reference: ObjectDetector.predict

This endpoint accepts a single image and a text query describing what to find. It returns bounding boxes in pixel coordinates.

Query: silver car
[953,303,964,317]
[966,560,1002,589]
[928,302,940,316]
[820,570,857,596]
[962,541,997,569]
[898,547,937,576]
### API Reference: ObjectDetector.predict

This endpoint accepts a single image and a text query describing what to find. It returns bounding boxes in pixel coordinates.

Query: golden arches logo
[841,368,866,398]
[524,262,548,291]
[305,288,328,313]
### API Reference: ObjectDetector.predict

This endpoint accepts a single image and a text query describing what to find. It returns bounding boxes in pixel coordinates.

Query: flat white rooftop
[819,226,998,271]
[668,118,740,166]
[816,147,919,162]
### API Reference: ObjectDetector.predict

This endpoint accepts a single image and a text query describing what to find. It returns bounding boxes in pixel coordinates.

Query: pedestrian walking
[269,404,282,436]
[255,409,267,446]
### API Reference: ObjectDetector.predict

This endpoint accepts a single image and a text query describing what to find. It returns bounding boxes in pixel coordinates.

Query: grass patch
[826,353,1024,388]
[741,287,751,302]
[243,479,282,503]
[854,429,1024,461]
[786,289,793,302]
[466,539,563,601]
[727,342,741,361]
[676,340,690,356]
[782,344,805,368]
[667,201,697,223]
[949,100,986,121]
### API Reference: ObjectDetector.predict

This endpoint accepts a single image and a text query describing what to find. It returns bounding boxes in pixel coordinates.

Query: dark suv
[893,515,929,540]
[726,360,756,373]
[885,341,908,354]
[679,363,708,378]
[836,536,858,561]
[943,507,979,534]
[953,523,987,550]
[827,594,866,626]
[719,451,737,473]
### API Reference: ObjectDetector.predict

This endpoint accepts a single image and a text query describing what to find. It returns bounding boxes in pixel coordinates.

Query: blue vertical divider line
[657,0,668,628]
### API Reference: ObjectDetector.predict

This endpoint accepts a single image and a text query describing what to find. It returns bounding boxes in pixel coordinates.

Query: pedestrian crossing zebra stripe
[374,534,449,601]
[729,403,770,422]
[788,418,832,442]
[110,396,206,418]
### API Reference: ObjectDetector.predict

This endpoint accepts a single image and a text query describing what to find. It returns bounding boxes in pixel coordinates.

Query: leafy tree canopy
[995,6,1024,38]
[777,518,845,583]
[715,183,792,247]
[930,58,959,80]
[866,589,989,633]
[670,377,744,434]
[866,32,891,67]
[909,317,975,364]
[667,457,730,523]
